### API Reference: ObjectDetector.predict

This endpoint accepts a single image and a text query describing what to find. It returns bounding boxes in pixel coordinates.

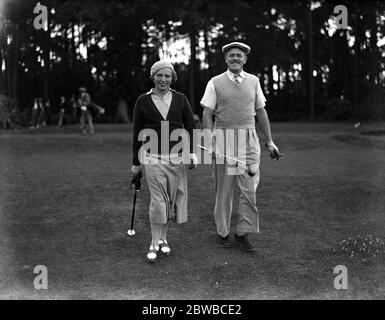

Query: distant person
[30,97,45,129]
[0,100,10,129]
[57,96,71,127]
[44,99,52,126]
[70,94,79,124]
[78,87,105,135]
[38,97,47,127]
[200,42,282,252]
[78,87,95,135]
[30,97,38,128]
[131,61,197,263]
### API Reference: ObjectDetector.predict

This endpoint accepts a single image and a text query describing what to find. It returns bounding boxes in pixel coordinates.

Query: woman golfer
[131,61,197,263]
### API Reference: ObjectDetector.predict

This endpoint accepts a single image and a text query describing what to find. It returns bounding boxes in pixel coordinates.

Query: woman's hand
[131,165,142,175]
[188,153,198,169]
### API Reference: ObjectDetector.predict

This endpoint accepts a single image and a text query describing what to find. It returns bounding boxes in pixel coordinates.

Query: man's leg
[212,160,236,238]
[87,113,95,134]
[40,110,46,127]
[80,111,87,134]
[234,129,261,251]
[236,168,260,235]
[31,109,38,128]
[58,112,64,127]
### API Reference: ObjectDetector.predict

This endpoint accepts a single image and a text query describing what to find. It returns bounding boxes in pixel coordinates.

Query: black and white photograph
[0,0,385,305]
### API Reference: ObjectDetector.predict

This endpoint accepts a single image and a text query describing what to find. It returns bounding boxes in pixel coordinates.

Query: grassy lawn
[0,123,384,299]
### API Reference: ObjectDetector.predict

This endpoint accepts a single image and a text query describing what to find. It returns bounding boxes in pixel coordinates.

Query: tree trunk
[116,98,130,123]
[70,15,78,91]
[369,10,378,84]
[308,4,314,120]
[204,26,212,79]
[6,24,20,100]
[353,12,359,120]
[0,26,5,95]
[64,27,70,97]
[189,27,197,114]
[42,13,51,105]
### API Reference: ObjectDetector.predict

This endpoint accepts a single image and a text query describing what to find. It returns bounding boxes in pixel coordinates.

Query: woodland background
[1,0,385,124]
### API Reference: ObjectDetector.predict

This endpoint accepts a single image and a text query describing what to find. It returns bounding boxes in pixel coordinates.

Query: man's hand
[265,141,283,160]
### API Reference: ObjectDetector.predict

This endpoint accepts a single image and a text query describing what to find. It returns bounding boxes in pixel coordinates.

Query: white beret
[222,42,251,54]
[150,61,175,77]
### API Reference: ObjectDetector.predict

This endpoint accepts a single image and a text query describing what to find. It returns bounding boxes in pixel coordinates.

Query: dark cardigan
[132,90,196,166]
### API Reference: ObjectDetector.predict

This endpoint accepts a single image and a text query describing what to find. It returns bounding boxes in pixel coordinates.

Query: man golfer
[200,41,282,252]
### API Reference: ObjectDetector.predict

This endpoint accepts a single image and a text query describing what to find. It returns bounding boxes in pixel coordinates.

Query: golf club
[127,171,142,237]
[197,144,256,176]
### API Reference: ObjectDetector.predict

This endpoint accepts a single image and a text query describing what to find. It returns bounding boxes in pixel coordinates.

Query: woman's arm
[182,94,196,154]
[132,97,144,167]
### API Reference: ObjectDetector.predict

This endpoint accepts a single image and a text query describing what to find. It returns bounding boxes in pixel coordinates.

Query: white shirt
[147,88,173,120]
[200,70,266,112]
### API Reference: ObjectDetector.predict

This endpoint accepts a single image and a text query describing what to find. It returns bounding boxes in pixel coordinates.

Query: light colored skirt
[143,154,188,224]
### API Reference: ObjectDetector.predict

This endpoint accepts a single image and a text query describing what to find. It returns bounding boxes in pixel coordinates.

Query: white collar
[226,70,246,79]
[146,88,175,95]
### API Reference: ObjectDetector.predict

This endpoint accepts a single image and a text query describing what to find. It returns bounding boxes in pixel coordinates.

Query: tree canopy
[1,0,384,122]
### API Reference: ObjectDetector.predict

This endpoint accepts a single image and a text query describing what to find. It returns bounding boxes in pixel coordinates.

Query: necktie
[234,74,241,84]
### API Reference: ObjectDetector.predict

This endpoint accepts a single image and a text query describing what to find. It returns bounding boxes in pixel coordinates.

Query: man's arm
[132,99,144,169]
[200,79,216,131]
[84,93,92,106]
[255,107,282,160]
[202,106,214,130]
[255,107,272,143]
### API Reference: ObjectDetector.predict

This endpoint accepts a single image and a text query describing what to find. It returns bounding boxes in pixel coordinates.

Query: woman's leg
[58,111,64,127]
[147,223,162,263]
[159,222,171,255]
[160,222,169,241]
[150,223,162,250]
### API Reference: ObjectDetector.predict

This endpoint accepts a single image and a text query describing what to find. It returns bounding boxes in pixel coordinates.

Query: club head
[127,229,136,236]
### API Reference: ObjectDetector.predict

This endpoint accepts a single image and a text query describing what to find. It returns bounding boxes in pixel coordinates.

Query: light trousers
[144,154,188,224]
[212,129,260,237]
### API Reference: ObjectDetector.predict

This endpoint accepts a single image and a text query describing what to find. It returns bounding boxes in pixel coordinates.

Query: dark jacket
[132,90,195,166]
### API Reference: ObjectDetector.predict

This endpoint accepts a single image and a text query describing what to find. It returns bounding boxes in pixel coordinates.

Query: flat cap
[222,42,251,54]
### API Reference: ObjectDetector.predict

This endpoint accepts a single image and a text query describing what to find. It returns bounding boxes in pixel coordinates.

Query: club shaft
[198,144,247,165]
[130,190,137,230]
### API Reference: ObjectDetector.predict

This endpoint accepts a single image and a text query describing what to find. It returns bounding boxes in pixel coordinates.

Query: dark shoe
[235,234,256,252]
[217,235,231,248]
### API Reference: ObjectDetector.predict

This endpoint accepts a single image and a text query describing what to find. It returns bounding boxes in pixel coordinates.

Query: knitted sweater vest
[212,72,259,129]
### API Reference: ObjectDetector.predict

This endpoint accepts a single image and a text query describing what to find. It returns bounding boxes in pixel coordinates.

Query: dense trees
[0,0,384,122]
